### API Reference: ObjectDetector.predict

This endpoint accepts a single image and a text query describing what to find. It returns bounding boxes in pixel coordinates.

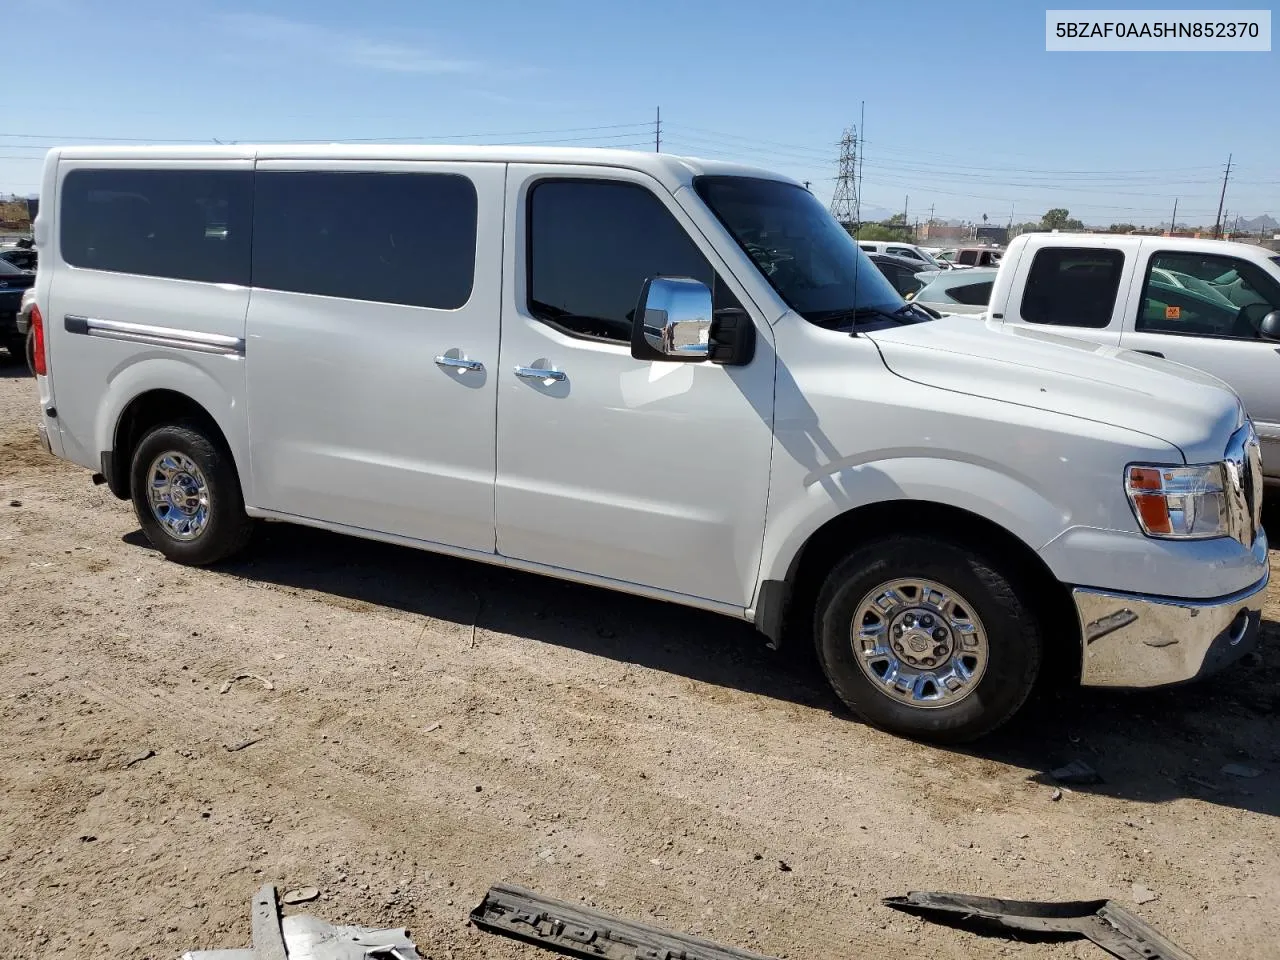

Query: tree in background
[1040,208,1084,231]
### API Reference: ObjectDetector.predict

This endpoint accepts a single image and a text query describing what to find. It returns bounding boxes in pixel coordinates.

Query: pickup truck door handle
[434,354,484,372]
[514,365,567,383]
[1133,349,1164,358]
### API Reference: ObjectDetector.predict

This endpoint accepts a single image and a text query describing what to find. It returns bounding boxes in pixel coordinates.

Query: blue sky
[6,0,1276,227]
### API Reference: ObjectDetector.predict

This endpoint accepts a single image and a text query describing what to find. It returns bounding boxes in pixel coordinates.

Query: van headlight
[1125,464,1228,539]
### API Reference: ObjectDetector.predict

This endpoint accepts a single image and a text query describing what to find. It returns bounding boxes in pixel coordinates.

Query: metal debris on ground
[220,675,276,695]
[281,887,320,905]
[179,883,421,960]
[884,891,1195,960]
[1049,759,1104,785]
[471,883,780,960]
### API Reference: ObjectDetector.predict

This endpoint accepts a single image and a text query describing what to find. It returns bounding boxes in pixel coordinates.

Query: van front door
[493,165,776,608]
[245,161,505,553]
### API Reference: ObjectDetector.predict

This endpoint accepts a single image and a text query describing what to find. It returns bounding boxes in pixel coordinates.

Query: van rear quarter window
[252,171,478,310]
[60,168,252,284]
[1020,247,1124,328]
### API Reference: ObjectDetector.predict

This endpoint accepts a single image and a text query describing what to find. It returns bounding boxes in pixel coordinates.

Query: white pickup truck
[26,145,1269,743]
[982,232,1280,481]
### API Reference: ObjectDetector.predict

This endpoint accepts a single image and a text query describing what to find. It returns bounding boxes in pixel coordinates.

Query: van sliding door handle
[434,355,484,372]
[514,365,566,382]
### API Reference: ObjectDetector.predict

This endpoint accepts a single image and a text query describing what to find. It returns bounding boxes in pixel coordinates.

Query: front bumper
[1075,570,1268,688]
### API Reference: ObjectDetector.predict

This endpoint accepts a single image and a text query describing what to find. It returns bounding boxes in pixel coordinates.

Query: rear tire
[815,535,1042,744]
[129,421,253,566]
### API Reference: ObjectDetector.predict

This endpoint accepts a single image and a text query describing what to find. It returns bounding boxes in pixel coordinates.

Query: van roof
[47,144,800,193]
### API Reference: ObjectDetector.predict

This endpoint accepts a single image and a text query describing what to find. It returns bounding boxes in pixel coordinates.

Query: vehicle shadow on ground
[0,361,31,378]
[124,515,1279,818]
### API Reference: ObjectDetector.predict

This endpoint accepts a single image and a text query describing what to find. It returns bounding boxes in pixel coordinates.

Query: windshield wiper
[810,304,918,330]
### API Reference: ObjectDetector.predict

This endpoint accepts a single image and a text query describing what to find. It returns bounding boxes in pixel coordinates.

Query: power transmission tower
[830,126,859,229]
[1212,153,1232,239]
[654,107,661,153]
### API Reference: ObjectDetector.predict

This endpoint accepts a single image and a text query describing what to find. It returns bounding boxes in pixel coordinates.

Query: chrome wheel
[851,578,989,709]
[146,451,211,541]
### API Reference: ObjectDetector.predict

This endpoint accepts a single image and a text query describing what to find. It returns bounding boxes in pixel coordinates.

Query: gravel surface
[1,363,1277,960]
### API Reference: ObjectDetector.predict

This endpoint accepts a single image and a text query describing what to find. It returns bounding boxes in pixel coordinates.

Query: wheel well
[778,500,1080,681]
[106,391,234,501]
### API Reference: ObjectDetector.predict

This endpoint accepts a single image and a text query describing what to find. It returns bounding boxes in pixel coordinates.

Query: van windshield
[694,176,914,327]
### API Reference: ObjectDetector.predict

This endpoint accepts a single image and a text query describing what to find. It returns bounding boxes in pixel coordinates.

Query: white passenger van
[27,145,1267,742]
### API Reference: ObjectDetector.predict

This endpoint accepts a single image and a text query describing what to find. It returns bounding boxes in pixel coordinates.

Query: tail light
[31,303,47,376]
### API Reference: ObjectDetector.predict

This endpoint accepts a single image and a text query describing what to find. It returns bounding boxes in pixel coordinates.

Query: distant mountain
[1236,214,1278,232]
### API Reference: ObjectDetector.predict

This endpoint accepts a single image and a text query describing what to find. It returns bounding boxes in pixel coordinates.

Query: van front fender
[758,455,1068,595]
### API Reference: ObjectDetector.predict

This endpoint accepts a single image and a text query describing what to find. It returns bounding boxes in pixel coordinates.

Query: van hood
[865,317,1242,463]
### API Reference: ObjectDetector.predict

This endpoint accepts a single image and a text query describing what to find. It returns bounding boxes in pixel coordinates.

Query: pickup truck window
[253,171,478,311]
[527,179,737,344]
[1020,247,1123,328]
[61,168,252,285]
[1137,251,1280,340]
[694,175,905,325]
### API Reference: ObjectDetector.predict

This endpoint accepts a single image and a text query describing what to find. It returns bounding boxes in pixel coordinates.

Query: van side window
[253,171,477,310]
[61,168,252,284]
[527,179,738,343]
[1138,251,1280,340]
[1020,247,1123,328]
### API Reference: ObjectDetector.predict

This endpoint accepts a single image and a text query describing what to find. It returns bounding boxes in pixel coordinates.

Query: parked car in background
[908,267,997,315]
[0,242,38,272]
[856,241,950,269]
[0,257,36,363]
[867,252,931,298]
[950,246,1002,267]
[26,144,1268,744]
[986,233,1280,480]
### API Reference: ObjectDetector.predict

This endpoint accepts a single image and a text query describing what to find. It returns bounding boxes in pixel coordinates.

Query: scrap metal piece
[180,884,422,960]
[884,891,1196,960]
[471,883,778,960]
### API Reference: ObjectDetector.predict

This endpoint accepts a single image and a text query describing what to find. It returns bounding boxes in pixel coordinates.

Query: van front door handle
[514,365,566,382]
[434,355,484,372]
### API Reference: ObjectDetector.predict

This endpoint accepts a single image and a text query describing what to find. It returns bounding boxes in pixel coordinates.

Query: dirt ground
[1,362,1277,960]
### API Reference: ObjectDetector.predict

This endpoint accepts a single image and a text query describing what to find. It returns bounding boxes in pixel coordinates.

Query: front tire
[815,535,1042,743]
[129,422,253,566]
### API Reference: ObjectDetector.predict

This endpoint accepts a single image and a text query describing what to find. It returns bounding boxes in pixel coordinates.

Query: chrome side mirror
[1258,310,1280,342]
[632,276,711,361]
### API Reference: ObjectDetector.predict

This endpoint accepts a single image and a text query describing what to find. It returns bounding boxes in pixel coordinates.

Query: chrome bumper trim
[1075,571,1268,688]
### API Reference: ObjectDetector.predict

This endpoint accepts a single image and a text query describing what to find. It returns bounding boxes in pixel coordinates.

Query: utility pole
[803,180,811,190]
[830,126,859,229]
[654,106,661,153]
[1212,153,1232,239]
[1169,197,1178,236]
[903,194,909,228]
